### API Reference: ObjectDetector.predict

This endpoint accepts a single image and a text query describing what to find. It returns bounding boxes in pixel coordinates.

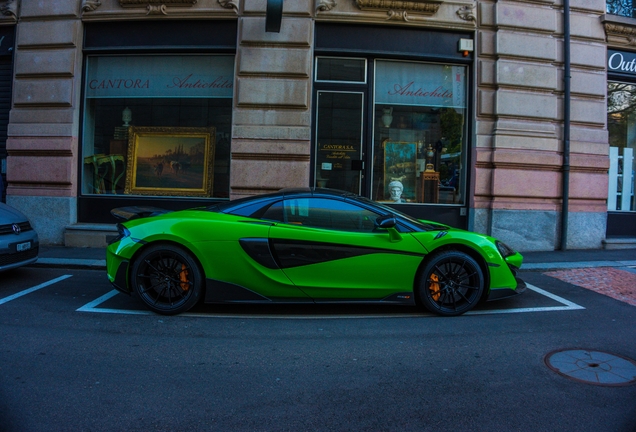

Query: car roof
[280,187,358,199]
[211,188,361,214]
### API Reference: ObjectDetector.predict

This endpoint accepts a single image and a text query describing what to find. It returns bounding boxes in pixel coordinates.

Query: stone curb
[32,258,107,270]
[523,261,636,271]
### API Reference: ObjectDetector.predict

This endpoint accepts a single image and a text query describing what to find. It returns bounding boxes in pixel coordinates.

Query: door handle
[351,160,364,170]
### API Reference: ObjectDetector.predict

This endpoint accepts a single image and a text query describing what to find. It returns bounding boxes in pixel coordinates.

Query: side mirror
[375,215,401,242]
[375,215,397,229]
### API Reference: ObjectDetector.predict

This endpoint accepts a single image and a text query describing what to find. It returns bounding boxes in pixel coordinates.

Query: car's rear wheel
[131,244,203,315]
[418,250,484,316]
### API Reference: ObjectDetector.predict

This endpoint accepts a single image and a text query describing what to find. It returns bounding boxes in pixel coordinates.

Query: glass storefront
[313,57,468,207]
[82,54,234,200]
[607,81,636,212]
[372,60,467,205]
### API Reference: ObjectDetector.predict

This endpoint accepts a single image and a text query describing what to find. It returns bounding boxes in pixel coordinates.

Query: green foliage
[440,108,464,153]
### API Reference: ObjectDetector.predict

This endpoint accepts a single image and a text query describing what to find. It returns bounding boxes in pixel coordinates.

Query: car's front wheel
[418,250,484,316]
[130,244,203,315]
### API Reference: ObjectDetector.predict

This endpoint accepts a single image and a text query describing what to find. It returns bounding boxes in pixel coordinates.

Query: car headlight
[496,240,516,258]
[108,223,131,245]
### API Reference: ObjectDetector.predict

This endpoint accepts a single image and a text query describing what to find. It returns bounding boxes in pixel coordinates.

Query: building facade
[0,0,626,251]
[604,6,636,241]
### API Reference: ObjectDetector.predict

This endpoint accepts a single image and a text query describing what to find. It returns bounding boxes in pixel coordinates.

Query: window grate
[607,0,636,18]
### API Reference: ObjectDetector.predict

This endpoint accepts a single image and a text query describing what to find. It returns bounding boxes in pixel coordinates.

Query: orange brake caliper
[429,273,441,301]
[179,264,190,291]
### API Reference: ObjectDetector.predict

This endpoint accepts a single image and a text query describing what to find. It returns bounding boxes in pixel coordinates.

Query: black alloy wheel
[418,250,484,316]
[131,244,203,315]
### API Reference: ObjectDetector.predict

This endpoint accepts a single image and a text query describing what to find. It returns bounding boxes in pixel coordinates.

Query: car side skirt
[313,292,416,305]
[204,278,417,305]
[205,279,296,303]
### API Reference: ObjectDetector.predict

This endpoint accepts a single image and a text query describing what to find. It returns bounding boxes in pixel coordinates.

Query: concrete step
[603,237,636,250]
[64,223,117,248]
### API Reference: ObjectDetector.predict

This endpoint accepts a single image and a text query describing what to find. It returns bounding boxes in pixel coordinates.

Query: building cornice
[0,0,17,23]
[119,0,198,6]
[316,0,476,30]
[603,14,636,47]
[355,0,442,18]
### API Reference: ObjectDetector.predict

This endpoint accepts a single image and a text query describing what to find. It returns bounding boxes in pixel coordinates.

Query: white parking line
[467,284,585,315]
[76,283,585,318]
[76,290,150,315]
[0,275,73,306]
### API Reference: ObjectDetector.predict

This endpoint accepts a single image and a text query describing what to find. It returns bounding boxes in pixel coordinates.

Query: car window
[261,198,379,232]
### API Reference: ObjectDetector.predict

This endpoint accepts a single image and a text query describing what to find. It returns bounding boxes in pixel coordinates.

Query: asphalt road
[1,267,635,432]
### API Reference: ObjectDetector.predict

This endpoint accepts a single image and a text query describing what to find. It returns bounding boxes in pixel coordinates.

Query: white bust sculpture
[388,180,404,203]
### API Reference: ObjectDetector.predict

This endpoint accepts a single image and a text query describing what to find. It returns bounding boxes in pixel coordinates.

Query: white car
[0,202,39,272]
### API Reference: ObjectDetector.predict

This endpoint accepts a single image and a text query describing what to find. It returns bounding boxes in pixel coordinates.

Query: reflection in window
[607,0,635,17]
[372,60,467,205]
[315,57,366,83]
[607,82,636,211]
[82,55,234,198]
[314,91,364,194]
[263,198,378,232]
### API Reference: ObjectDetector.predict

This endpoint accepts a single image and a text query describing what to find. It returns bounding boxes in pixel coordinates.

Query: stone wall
[231,1,314,198]
[474,0,609,250]
[6,0,82,244]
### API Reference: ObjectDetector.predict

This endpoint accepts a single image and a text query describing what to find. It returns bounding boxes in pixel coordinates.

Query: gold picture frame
[124,126,216,196]
[383,141,417,203]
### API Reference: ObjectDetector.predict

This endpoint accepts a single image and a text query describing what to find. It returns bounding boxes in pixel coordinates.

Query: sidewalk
[35,245,636,272]
[36,246,108,269]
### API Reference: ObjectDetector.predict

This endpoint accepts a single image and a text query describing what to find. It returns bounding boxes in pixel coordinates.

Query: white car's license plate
[17,241,31,252]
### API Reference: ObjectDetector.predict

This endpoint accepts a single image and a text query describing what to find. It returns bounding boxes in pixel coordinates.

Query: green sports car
[106,188,525,316]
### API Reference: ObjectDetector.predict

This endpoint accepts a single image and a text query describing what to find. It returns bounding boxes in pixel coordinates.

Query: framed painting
[383,141,417,203]
[124,126,216,196]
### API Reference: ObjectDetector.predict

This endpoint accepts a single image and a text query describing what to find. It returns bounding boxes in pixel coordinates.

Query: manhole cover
[545,349,636,386]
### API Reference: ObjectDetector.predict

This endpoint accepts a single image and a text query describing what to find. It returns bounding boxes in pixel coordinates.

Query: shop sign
[375,60,466,108]
[608,50,636,77]
[86,55,234,99]
[319,143,358,170]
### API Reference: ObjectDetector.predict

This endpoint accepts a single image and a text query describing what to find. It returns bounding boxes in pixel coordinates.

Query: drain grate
[545,349,636,386]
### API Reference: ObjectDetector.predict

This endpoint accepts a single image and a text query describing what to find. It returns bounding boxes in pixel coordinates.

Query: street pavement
[5,246,634,431]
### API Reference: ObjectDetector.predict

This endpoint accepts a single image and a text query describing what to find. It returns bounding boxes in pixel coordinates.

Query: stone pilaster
[230,1,314,198]
[6,1,82,244]
[475,0,608,250]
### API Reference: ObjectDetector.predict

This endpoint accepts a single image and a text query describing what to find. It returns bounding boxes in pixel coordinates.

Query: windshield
[351,196,449,231]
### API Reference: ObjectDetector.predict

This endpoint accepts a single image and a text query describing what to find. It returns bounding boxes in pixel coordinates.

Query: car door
[264,197,427,301]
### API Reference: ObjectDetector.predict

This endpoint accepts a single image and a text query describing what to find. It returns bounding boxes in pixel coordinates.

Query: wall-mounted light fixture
[458,38,474,57]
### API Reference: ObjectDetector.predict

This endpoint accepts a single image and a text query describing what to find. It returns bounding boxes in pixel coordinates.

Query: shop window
[372,60,467,205]
[608,81,636,212]
[82,55,234,199]
[315,57,366,83]
[607,0,636,18]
